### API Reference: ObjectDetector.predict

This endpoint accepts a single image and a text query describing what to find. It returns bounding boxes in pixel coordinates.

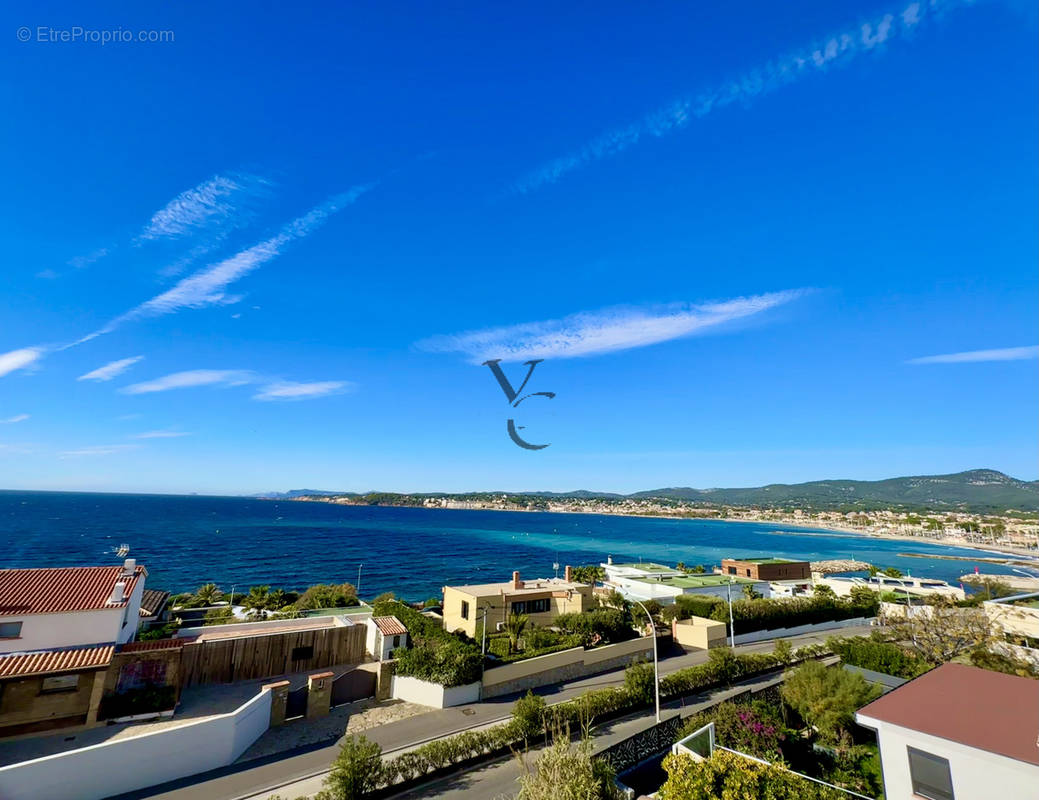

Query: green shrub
[624,661,656,704]
[710,593,877,635]
[394,638,482,686]
[554,608,635,645]
[513,691,548,738]
[323,735,382,800]
[827,634,930,679]
[659,750,847,800]
[677,697,787,761]
[780,661,881,744]
[674,594,725,620]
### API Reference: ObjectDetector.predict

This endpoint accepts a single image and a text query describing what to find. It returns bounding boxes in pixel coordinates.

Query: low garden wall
[732,617,873,646]
[0,684,271,800]
[481,636,653,699]
[391,675,481,708]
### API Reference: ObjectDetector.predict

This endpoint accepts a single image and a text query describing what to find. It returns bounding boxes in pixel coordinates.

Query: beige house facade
[442,568,594,638]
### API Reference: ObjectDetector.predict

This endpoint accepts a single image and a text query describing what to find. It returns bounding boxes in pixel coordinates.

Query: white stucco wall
[391,675,481,708]
[608,575,771,604]
[0,574,144,653]
[856,715,1039,800]
[0,686,271,800]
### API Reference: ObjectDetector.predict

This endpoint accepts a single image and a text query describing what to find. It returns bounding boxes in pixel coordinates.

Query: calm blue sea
[0,491,1024,600]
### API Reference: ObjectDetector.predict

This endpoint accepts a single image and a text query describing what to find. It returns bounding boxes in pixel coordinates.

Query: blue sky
[1,0,1036,495]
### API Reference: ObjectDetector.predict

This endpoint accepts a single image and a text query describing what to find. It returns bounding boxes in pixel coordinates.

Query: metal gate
[285,685,308,719]
[331,667,376,707]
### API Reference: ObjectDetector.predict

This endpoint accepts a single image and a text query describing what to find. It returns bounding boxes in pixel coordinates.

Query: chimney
[108,581,127,604]
[565,565,574,583]
[122,558,136,575]
[512,571,523,590]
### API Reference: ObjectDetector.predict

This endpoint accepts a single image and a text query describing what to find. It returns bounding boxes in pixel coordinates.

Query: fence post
[263,680,291,727]
[307,671,334,719]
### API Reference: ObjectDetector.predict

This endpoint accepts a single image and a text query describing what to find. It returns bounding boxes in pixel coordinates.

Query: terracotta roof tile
[0,645,113,678]
[857,663,1039,766]
[119,638,187,652]
[373,616,407,636]
[0,566,146,617]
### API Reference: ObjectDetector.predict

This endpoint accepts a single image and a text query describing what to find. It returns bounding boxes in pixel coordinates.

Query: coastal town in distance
[2,0,1036,799]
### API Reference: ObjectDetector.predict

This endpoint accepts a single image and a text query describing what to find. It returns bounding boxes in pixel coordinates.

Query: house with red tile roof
[0,560,148,737]
[856,662,1039,800]
[365,615,408,660]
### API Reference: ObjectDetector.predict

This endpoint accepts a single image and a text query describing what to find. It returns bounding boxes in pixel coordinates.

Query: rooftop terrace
[630,574,757,587]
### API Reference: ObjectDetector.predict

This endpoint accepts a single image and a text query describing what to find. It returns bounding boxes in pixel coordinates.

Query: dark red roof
[857,663,1039,766]
[0,645,113,678]
[0,566,146,617]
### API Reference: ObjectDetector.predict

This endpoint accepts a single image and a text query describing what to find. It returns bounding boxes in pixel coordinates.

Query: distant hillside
[278,470,1039,515]
[630,470,1039,513]
[254,489,354,499]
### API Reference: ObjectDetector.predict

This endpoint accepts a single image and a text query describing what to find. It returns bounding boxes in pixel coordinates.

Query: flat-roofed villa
[856,663,1039,799]
[602,558,770,603]
[817,574,966,601]
[721,556,811,581]
[442,568,593,638]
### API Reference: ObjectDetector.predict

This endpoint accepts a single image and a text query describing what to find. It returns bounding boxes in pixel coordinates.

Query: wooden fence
[179,624,366,687]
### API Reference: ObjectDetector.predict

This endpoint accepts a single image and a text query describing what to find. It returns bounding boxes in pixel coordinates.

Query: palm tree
[242,585,272,618]
[505,613,529,653]
[192,583,223,607]
[742,584,763,601]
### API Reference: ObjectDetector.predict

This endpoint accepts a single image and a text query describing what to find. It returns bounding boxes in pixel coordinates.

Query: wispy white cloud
[78,356,144,382]
[59,444,140,458]
[68,247,110,269]
[0,347,44,378]
[121,369,254,395]
[418,290,806,363]
[0,414,29,424]
[70,184,373,347]
[253,381,353,401]
[907,345,1039,365]
[131,430,191,439]
[513,0,971,194]
[140,173,271,241]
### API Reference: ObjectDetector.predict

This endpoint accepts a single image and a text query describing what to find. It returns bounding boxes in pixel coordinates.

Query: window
[908,746,955,800]
[460,600,470,620]
[291,645,314,661]
[511,598,550,615]
[0,621,22,639]
[726,566,736,575]
[392,635,401,648]
[745,569,751,576]
[40,674,80,694]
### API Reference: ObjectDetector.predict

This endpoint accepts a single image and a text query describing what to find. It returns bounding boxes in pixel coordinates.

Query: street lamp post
[631,599,660,723]
[228,584,237,615]
[725,578,736,648]
[478,606,490,700]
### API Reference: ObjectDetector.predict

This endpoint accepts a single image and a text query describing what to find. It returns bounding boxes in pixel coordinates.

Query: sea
[0,491,1028,601]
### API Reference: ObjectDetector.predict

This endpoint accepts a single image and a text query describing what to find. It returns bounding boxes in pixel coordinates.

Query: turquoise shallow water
[0,491,1025,600]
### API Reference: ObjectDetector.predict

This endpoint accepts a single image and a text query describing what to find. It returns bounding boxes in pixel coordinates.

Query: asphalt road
[115,625,874,800]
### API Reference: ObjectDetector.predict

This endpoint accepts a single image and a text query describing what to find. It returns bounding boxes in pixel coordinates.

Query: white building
[0,561,147,653]
[365,615,408,660]
[817,574,965,601]
[856,663,1039,799]
[601,559,769,604]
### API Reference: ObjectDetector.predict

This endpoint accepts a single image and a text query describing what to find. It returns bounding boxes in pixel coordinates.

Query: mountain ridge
[271,469,1039,514]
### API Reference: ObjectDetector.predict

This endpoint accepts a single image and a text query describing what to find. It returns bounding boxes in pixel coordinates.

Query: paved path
[117,625,873,800]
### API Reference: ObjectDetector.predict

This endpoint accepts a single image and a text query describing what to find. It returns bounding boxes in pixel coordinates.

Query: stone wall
[481,636,653,699]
